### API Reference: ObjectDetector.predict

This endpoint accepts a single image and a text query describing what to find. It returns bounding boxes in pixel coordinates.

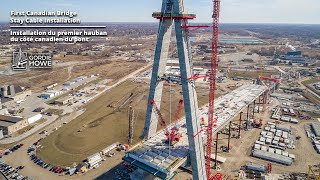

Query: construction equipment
[128,106,134,144]
[205,0,221,179]
[308,164,320,180]
[267,162,272,173]
[253,119,263,128]
[258,76,280,112]
[150,100,183,145]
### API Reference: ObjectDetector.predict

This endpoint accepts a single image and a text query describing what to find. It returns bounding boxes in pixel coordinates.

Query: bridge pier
[238,112,243,138]
[227,121,231,152]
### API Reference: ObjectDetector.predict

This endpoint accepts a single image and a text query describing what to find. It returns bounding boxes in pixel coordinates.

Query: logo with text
[12,49,52,71]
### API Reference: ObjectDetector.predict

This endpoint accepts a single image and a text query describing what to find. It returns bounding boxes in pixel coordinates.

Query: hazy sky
[1,0,319,24]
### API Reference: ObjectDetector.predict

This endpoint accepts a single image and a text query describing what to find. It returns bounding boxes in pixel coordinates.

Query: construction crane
[206,0,221,179]
[308,164,320,180]
[150,99,184,145]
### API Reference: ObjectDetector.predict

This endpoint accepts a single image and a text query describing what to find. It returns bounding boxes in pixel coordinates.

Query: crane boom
[206,0,221,179]
[150,100,169,135]
[150,99,183,145]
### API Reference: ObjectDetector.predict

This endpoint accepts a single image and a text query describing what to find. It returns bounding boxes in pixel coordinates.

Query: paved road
[297,77,320,100]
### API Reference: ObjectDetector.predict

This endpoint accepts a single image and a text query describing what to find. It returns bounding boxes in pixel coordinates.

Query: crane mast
[206,0,221,179]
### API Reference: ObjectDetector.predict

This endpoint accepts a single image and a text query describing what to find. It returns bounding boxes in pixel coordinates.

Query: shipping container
[268,147,275,153]
[272,140,279,146]
[266,138,272,144]
[282,151,289,157]
[254,144,261,150]
[275,149,282,155]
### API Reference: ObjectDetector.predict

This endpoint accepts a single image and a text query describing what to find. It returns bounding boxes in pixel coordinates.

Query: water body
[219,38,264,44]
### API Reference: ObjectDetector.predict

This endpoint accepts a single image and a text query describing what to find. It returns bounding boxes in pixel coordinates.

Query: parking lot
[0,160,29,180]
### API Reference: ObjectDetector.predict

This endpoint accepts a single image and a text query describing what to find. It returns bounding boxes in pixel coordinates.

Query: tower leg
[143,19,173,139]
[174,19,207,180]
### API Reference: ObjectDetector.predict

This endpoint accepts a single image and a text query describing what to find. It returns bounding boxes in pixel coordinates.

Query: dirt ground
[37,80,219,167]
[0,55,144,91]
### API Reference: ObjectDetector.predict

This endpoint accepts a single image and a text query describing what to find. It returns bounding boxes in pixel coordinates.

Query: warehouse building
[40,91,63,99]
[0,115,29,135]
[54,97,73,105]
[311,123,320,137]
[43,83,58,90]
[87,153,103,167]
[252,149,293,166]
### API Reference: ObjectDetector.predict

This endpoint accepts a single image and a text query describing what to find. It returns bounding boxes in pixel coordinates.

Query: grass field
[37,80,215,166]
[301,78,319,86]
[228,70,276,79]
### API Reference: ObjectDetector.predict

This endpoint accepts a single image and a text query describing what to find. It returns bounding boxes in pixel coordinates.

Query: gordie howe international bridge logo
[12,48,52,71]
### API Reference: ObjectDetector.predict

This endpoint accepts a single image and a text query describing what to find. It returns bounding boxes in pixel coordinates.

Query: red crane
[258,76,281,83]
[150,99,184,145]
[206,0,221,179]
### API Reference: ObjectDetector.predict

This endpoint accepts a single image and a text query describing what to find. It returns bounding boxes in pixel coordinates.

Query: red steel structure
[150,100,183,145]
[206,0,221,179]
[258,76,281,83]
[258,76,280,111]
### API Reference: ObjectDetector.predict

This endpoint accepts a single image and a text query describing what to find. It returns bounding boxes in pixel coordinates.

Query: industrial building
[43,83,58,90]
[280,51,309,64]
[27,114,43,124]
[54,96,73,105]
[40,91,63,99]
[87,153,103,167]
[252,149,293,166]
[63,76,88,86]
[0,115,29,135]
[0,85,32,102]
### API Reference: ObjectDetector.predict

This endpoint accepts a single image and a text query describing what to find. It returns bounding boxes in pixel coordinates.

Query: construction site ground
[36,79,224,167]
[0,55,144,91]
[214,101,319,177]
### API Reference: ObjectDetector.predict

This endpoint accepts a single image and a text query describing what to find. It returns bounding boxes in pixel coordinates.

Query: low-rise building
[0,115,29,135]
[54,97,73,105]
[40,91,63,99]
[43,83,58,90]
[87,153,102,167]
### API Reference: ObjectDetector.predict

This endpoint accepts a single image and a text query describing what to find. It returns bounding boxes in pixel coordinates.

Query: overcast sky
[1,0,319,24]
